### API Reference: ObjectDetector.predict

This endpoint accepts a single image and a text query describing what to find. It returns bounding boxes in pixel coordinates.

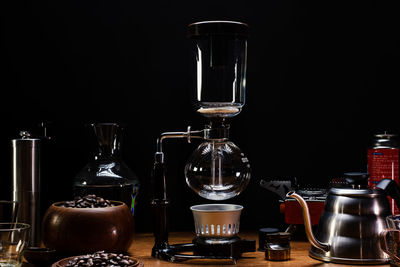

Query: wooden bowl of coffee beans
[42,195,134,254]
[52,251,143,267]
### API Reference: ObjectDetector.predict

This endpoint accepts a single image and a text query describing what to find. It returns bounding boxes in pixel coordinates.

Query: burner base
[152,236,256,264]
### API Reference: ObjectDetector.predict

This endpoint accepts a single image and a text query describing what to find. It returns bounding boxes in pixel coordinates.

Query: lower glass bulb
[184,140,251,200]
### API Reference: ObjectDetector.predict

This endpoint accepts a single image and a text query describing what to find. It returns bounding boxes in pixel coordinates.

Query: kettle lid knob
[331,172,369,189]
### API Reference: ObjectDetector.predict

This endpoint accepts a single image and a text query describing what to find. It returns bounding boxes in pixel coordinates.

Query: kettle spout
[286,191,330,252]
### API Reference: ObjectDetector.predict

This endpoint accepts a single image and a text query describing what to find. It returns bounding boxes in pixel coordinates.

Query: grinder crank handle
[376,178,400,211]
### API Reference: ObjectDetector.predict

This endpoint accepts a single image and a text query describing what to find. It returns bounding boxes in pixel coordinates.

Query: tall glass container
[73,123,139,215]
[187,21,248,118]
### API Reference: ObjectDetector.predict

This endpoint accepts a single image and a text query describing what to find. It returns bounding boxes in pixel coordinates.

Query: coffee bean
[119,260,129,265]
[65,252,136,267]
[61,195,115,208]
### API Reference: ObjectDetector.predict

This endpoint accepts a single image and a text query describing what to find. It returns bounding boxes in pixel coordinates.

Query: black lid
[187,21,249,39]
[258,227,279,251]
[343,172,369,185]
[259,227,280,234]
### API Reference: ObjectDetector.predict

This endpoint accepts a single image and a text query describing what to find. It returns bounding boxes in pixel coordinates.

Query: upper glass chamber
[188,21,249,118]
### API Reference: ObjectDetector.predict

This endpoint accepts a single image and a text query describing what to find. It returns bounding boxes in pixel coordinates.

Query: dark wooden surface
[128,232,389,266]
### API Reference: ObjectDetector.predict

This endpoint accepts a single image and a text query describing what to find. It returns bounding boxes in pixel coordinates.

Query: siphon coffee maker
[151,21,255,264]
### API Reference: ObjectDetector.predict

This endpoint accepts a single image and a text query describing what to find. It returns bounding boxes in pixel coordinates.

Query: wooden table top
[128,232,389,267]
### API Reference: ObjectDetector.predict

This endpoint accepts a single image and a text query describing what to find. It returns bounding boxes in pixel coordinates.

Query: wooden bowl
[42,201,134,254]
[51,255,143,267]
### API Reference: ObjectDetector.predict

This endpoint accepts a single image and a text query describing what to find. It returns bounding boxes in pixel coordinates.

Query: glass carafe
[73,123,139,215]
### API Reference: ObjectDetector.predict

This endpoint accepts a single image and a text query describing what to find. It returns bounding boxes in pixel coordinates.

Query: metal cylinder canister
[368,132,399,214]
[12,131,41,247]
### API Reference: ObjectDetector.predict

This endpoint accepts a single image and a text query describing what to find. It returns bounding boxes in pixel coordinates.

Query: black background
[1,0,400,233]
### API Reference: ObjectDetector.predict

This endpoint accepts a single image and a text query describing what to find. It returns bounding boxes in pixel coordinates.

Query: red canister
[368,133,399,214]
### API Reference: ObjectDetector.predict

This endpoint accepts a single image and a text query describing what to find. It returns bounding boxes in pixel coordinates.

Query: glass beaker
[0,223,30,267]
[188,21,249,118]
[184,122,251,200]
[73,123,140,215]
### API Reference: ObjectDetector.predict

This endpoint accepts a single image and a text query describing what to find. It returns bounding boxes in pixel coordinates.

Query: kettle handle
[376,179,400,211]
[380,229,400,262]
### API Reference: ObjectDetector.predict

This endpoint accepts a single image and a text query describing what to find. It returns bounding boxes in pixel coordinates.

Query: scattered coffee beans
[61,195,114,208]
[65,251,137,267]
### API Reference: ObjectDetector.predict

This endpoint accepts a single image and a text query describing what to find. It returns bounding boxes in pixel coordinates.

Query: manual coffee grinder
[151,21,255,264]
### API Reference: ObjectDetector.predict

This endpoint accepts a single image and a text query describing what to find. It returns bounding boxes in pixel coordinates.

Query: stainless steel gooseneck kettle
[287,173,400,265]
